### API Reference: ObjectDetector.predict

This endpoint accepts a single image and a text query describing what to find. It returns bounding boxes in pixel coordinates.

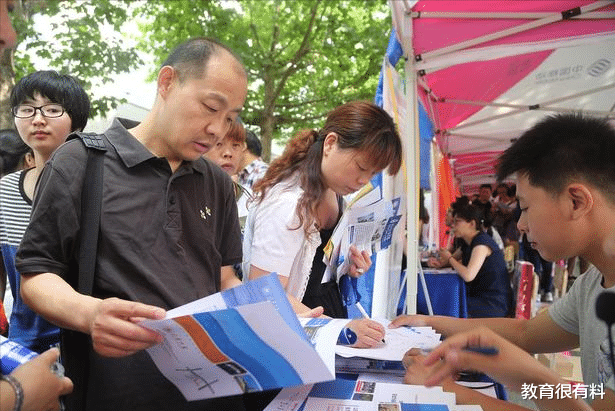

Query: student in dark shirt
[431,202,512,318]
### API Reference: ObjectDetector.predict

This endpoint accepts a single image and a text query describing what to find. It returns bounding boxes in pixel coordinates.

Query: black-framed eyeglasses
[12,104,65,119]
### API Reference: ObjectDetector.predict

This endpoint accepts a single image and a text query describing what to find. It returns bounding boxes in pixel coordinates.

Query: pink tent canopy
[391,0,615,193]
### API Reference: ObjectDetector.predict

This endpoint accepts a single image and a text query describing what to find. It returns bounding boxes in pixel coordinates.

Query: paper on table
[303,398,452,410]
[262,384,314,411]
[335,319,441,361]
[455,381,497,399]
[303,397,370,410]
[302,378,456,410]
[358,372,404,384]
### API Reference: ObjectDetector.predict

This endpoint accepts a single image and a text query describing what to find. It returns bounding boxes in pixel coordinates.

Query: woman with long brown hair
[243,101,402,347]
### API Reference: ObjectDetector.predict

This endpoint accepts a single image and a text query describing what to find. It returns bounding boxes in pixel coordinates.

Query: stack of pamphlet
[264,376,484,410]
[140,274,338,401]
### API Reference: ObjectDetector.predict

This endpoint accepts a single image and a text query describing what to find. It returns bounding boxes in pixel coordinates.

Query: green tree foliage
[136,0,391,160]
[2,0,392,160]
[0,0,142,129]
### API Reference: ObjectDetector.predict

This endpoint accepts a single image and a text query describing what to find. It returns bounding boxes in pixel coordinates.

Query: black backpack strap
[68,132,106,294]
[62,132,106,411]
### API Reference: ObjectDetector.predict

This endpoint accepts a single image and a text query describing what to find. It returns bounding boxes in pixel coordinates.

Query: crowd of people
[1,2,74,410]
[1,2,613,411]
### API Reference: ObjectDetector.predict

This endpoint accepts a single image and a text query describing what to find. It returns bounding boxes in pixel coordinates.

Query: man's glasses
[12,104,65,119]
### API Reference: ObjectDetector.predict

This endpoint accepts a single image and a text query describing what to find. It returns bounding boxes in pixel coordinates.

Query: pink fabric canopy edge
[413,0,615,132]
[406,1,615,189]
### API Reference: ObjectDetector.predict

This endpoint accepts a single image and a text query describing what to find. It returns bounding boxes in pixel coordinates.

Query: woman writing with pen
[242,101,403,347]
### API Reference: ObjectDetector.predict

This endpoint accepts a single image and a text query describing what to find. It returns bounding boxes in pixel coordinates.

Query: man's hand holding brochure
[140,274,335,401]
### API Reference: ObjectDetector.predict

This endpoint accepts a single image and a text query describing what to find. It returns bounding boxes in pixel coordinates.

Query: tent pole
[404,26,419,317]
[429,140,439,250]
[447,82,615,132]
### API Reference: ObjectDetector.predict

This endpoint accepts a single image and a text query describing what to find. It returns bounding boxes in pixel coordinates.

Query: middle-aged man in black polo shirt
[15,38,249,411]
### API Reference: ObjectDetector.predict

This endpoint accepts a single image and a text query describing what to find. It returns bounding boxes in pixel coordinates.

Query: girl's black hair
[10,70,90,132]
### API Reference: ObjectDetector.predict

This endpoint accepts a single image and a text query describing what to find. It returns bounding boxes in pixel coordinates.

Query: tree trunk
[261,70,276,163]
[0,49,15,130]
[261,110,275,163]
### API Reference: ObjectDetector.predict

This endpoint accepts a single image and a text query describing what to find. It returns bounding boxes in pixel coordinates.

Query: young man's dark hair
[10,70,90,132]
[497,113,615,203]
[161,36,245,82]
[245,129,262,157]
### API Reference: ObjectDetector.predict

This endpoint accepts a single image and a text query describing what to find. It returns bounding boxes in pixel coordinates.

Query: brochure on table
[335,320,441,361]
[141,274,335,401]
[264,377,457,411]
[264,378,485,411]
[334,319,441,376]
[263,320,484,411]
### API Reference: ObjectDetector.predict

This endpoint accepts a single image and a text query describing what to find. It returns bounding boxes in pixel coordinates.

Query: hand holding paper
[322,185,402,283]
[348,245,371,278]
[90,298,165,358]
[140,274,335,401]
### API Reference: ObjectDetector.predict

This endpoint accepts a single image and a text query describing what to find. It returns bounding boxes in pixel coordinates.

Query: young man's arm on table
[403,348,538,411]
[21,272,165,358]
[441,381,537,411]
[390,309,579,354]
[405,327,593,411]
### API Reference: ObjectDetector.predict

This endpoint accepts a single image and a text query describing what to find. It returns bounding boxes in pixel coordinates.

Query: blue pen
[463,346,499,356]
